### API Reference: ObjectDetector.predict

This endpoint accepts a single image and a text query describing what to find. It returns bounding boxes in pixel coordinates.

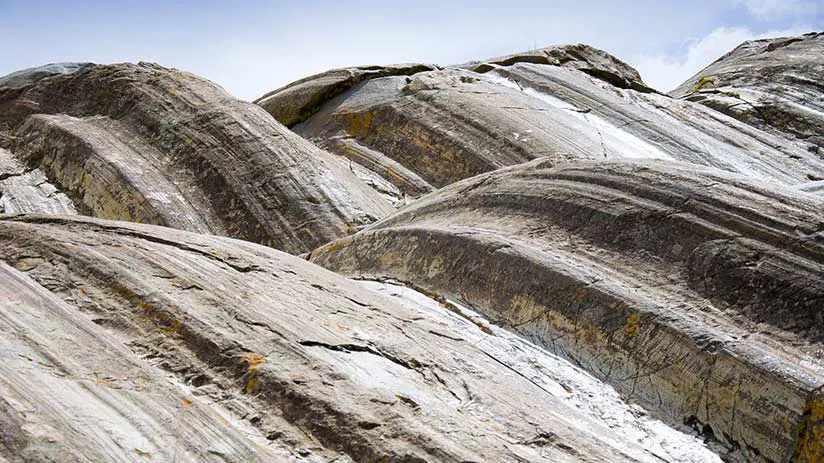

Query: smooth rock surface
[255,64,438,128]
[0,213,721,462]
[0,147,76,215]
[0,62,95,88]
[460,44,656,93]
[310,158,824,463]
[263,48,823,198]
[671,32,824,153]
[0,62,392,254]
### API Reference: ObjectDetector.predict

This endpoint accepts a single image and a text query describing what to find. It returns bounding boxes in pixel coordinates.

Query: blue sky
[1,1,821,99]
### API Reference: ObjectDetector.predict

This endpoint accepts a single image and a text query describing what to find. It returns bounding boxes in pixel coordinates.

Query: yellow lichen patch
[138,301,183,334]
[427,256,445,278]
[133,448,152,459]
[240,352,266,368]
[345,111,374,138]
[624,311,643,338]
[794,390,824,463]
[241,352,266,394]
[310,237,352,259]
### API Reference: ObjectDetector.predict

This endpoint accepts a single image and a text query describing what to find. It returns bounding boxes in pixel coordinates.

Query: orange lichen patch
[182,399,193,406]
[794,389,824,462]
[624,312,642,338]
[241,352,266,394]
[240,352,266,368]
[138,301,183,334]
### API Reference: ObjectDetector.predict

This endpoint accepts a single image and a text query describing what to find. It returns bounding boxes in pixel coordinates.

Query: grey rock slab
[0,213,718,462]
[671,32,824,152]
[0,62,95,88]
[310,158,824,462]
[461,43,655,93]
[270,48,822,199]
[254,64,438,127]
[0,148,76,215]
[0,62,393,253]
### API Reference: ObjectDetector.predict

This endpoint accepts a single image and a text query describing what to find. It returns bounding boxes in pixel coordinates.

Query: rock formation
[256,44,823,200]
[671,32,824,157]
[0,214,723,462]
[0,62,392,254]
[309,158,824,462]
[1,32,823,463]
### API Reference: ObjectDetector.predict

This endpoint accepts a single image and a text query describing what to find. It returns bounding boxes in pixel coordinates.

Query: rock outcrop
[671,32,824,156]
[2,33,824,463]
[255,64,439,128]
[257,45,823,200]
[310,159,824,463]
[0,214,722,462]
[0,63,392,254]
[0,62,95,88]
[459,43,656,93]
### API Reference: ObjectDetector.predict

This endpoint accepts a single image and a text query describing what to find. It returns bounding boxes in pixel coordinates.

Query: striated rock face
[0,214,722,462]
[671,32,824,156]
[258,45,823,199]
[2,34,824,463]
[255,64,439,128]
[310,159,824,463]
[0,147,77,215]
[0,62,95,88]
[459,43,656,93]
[0,62,392,254]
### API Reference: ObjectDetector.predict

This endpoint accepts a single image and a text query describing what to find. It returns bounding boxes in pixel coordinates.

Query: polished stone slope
[0,214,719,462]
[257,44,823,199]
[671,32,824,157]
[310,159,824,463]
[0,62,392,254]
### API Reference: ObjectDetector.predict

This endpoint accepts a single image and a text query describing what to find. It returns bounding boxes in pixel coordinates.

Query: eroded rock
[0,214,721,462]
[310,158,824,462]
[0,62,95,88]
[260,46,823,199]
[460,43,655,93]
[671,32,824,153]
[0,62,393,253]
[254,64,438,127]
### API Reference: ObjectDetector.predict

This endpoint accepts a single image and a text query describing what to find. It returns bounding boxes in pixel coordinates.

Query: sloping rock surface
[310,159,824,463]
[459,43,655,92]
[0,147,76,215]
[255,64,439,128]
[671,32,824,155]
[0,214,722,462]
[259,45,823,199]
[0,63,392,254]
[2,34,824,463]
[0,62,95,88]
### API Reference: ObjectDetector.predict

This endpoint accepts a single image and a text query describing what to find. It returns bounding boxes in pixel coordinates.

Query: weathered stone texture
[671,32,824,154]
[0,62,392,254]
[310,159,824,462]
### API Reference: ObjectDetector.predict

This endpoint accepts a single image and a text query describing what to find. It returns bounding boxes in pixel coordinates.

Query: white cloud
[737,0,818,20]
[632,26,813,93]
